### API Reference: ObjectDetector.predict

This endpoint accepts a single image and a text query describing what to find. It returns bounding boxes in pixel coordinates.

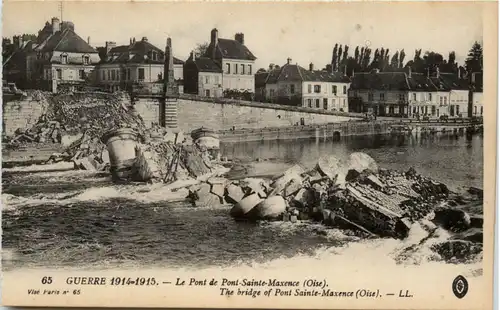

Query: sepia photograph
[1,1,496,308]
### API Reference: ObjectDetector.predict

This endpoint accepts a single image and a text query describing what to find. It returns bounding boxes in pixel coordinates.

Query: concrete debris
[225,152,482,262]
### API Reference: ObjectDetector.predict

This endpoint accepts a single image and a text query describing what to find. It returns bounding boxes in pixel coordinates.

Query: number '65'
[41,277,53,285]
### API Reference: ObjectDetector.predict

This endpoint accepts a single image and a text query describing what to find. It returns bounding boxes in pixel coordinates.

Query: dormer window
[152,51,157,61]
[82,55,90,65]
[61,54,68,64]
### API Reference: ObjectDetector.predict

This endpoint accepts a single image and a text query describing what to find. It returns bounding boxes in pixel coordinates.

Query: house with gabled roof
[22,17,100,92]
[260,58,352,111]
[349,67,472,118]
[183,51,223,97]
[201,29,257,94]
[94,36,184,93]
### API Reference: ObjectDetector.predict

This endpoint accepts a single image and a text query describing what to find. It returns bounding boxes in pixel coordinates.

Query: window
[314,85,321,93]
[412,93,417,101]
[241,64,245,75]
[343,99,346,107]
[234,64,238,74]
[214,75,219,84]
[428,93,432,101]
[127,68,131,80]
[333,85,337,95]
[61,54,68,64]
[307,99,312,108]
[343,85,347,94]
[425,106,428,115]
[323,98,328,110]
[308,84,312,93]
[368,93,374,101]
[431,106,436,115]
[205,76,209,84]
[102,70,105,81]
[315,99,320,108]
[247,65,252,75]
[290,84,295,94]
[107,70,111,80]
[83,56,90,65]
[332,98,336,108]
[56,69,62,79]
[205,89,210,97]
[226,63,231,74]
[474,106,477,114]
[399,93,405,101]
[380,93,385,100]
[439,97,443,106]
[111,70,116,81]
[443,97,447,105]
[79,70,85,80]
[456,105,460,114]
[138,68,145,81]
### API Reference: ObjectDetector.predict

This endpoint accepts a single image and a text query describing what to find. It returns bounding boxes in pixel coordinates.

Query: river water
[2,133,483,276]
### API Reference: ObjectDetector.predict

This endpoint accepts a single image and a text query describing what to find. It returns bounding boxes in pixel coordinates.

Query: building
[260,58,351,111]
[202,29,257,95]
[3,17,99,92]
[349,67,470,118]
[470,71,483,117]
[95,37,184,93]
[183,51,223,97]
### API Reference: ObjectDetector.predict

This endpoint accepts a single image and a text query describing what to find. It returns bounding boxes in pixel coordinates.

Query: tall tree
[465,41,483,74]
[331,43,339,71]
[354,46,360,63]
[399,49,406,68]
[194,42,209,58]
[390,51,399,69]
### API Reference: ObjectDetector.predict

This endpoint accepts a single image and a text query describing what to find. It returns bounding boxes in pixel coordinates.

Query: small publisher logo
[452,275,469,299]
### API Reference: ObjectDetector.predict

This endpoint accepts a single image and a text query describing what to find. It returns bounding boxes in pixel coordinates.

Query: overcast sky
[3,1,484,70]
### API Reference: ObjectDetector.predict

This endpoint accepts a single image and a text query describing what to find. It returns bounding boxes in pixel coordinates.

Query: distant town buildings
[349,67,480,118]
[183,51,223,97]
[2,17,483,119]
[94,36,184,93]
[256,58,351,111]
[3,17,99,92]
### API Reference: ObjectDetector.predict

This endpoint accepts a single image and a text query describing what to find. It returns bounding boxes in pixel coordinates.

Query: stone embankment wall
[3,99,49,136]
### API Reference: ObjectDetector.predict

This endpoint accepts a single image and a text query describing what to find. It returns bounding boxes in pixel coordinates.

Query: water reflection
[221,133,483,191]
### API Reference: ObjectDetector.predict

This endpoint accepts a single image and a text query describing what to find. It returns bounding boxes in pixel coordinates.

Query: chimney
[210,28,219,46]
[51,17,60,34]
[87,36,91,45]
[132,37,136,44]
[235,33,244,45]
[189,50,194,60]
[269,63,274,71]
[142,37,148,42]
[406,66,412,78]
[287,58,292,65]
[105,41,116,54]
[130,38,133,45]
[309,63,314,71]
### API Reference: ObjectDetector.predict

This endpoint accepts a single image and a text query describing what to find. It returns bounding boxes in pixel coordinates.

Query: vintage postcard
[1,0,497,309]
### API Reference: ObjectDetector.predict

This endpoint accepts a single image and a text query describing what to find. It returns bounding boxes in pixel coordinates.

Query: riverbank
[2,133,483,271]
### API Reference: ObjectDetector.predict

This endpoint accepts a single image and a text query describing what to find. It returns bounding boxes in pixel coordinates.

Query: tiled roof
[265,63,351,84]
[205,38,256,61]
[101,40,184,65]
[40,28,97,54]
[193,57,222,73]
[255,71,269,88]
[351,71,470,92]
